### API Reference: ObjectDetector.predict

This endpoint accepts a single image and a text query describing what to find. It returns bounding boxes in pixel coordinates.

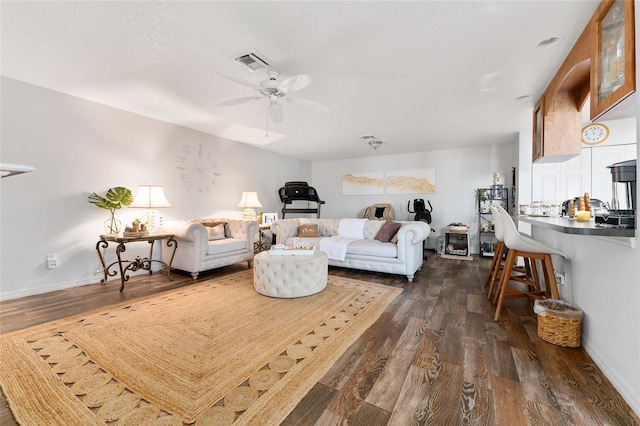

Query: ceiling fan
[217,70,329,123]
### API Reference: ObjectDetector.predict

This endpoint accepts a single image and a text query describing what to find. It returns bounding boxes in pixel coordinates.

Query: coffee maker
[596,159,636,228]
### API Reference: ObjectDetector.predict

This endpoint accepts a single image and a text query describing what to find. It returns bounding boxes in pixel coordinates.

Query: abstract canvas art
[385,169,436,194]
[342,172,385,195]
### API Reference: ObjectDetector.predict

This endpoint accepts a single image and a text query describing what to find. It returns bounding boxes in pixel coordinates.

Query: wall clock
[581,123,610,145]
[176,144,220,192]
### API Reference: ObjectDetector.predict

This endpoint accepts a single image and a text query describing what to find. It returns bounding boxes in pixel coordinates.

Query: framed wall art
[262,213,278,224]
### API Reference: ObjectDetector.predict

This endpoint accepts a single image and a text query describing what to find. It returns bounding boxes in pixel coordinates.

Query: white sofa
[161,219,258,279]
[271,218,430,282]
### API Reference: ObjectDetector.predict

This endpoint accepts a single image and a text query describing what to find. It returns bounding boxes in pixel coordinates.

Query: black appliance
[407,199,432,224]
[278,181,325,218]
[596,159,636,229]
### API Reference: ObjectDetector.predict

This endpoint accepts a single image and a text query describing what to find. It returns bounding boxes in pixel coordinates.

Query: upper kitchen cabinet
[533,23,591,163]
[532,98,544,162]
[591,0,636,120]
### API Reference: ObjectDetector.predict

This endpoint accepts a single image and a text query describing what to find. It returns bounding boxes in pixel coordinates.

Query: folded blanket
[319,236,358,261]
[338,218,368,239]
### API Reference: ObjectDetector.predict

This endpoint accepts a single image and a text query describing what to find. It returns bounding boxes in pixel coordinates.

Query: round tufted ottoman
[253,251,328,298]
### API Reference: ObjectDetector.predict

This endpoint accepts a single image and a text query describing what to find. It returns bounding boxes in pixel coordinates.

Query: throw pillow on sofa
[298,224,319,237]
[374,220,401,242]
[200,220,228,238]
[206,223,226,240]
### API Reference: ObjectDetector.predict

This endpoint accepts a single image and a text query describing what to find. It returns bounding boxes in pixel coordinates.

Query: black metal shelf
[477,187,508,258]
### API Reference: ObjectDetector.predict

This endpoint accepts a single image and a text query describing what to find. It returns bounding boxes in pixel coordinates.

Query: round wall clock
[176,144,220,193]
[581,123,610,145]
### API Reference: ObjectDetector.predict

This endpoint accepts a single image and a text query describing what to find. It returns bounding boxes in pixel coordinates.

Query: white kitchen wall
[0,77,310,300]
[311,143,516,252]
[531,117,636,208]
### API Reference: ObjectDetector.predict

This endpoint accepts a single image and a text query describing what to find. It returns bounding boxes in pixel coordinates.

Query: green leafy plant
[475,188,488,202]
[88,187,134,234]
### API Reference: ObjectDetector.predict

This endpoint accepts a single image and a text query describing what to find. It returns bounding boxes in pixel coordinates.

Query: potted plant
[88,187,134,234]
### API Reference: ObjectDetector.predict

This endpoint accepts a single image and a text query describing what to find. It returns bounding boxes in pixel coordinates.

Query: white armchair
[161,219,259,279]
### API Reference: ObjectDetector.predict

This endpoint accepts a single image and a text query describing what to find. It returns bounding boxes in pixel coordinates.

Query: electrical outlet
[46,254,57,269]
[554,272,566,286]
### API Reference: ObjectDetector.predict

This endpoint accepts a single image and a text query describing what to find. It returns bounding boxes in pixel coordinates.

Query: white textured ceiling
[1,1,600,162]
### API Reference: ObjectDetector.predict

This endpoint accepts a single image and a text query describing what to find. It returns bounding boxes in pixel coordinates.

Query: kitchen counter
[518,215,635,237]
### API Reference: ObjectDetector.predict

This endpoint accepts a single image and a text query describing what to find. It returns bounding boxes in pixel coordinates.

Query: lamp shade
[237,191,262,209]
[130,185,172,209]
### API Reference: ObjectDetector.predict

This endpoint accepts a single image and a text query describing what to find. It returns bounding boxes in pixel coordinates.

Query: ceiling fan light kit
[369,140,383,149]
[268,100,284,124]
[359,134,382,149]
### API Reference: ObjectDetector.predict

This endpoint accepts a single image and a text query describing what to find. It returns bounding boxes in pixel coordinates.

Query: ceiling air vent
[359,135,377,141]
[232,49,273,72]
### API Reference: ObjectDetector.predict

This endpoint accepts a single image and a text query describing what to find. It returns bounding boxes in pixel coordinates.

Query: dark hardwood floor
[1,253,638,425]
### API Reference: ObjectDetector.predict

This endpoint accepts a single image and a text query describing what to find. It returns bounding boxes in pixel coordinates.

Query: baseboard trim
[582,339,640,418]
[0,267,164,301]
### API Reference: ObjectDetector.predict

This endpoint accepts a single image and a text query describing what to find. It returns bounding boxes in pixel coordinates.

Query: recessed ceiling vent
[232,49,273,72]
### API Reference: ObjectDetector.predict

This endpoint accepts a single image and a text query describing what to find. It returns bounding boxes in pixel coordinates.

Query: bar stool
[493,205,568,321]
[484,206,536,302]
[484,205,506,297]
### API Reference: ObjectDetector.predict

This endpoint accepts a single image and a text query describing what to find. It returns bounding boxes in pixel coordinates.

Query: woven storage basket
[534,299,583,348]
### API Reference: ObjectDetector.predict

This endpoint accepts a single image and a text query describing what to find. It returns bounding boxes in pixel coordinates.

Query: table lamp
[237,191,262,221]
[130,185,172,231]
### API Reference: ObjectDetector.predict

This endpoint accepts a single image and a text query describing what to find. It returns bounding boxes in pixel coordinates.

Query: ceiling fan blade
[217,72,260,90]
[279,74,312,92]
[286,96,330,114]
[217,96,261,107]
[269,101,284,123]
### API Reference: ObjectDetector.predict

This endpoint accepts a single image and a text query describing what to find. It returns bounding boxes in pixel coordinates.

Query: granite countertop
[518,215,635,237]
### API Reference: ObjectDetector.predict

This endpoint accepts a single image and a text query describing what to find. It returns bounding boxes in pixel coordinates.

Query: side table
[255,223,272,252]
[96,233,178,291]
[441,231,473,261]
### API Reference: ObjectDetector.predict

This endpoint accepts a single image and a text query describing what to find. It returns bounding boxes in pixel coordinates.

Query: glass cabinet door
[591,0,635,119]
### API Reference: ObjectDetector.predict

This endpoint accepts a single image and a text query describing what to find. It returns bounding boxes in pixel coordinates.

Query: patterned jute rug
[0,270,401,425]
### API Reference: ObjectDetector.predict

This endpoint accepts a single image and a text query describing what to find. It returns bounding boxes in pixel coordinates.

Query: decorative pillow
[206,223,226,241]
[298,224,319,237]
[374,221,402,243]
[200,220,228,237]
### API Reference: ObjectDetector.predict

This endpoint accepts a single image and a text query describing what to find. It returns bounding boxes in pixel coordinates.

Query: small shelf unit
[477,186,509,258]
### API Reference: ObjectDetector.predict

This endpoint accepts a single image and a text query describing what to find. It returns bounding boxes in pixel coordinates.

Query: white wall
[311,143,515,251]
[0,77,310,300]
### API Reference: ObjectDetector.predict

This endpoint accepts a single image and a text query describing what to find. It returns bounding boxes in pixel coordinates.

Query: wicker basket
[534,299,583,348]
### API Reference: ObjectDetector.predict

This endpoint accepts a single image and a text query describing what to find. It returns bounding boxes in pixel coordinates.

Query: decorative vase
[104,216,122,235]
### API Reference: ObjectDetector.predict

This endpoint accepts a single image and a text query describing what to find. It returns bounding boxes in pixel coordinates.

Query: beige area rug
[0,270,401,425]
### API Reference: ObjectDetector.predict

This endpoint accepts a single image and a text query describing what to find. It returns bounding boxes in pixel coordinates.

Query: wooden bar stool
[484,206,536,302]
[493,205,567,321]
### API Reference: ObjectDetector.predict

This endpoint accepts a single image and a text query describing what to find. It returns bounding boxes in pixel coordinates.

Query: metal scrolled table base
[96,234,177,292]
